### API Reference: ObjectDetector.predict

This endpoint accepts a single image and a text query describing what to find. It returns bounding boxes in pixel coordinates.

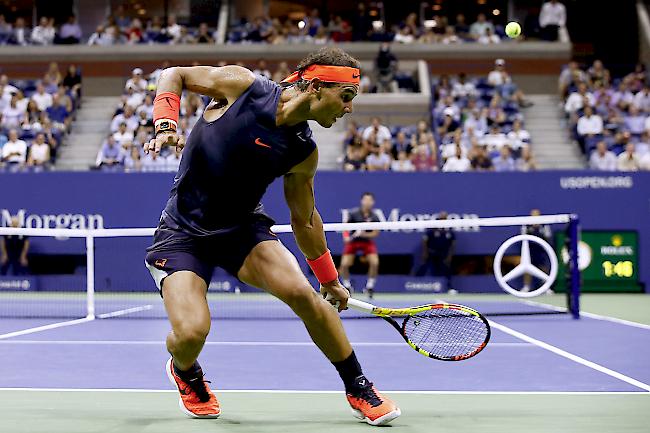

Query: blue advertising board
[1,171,648,292]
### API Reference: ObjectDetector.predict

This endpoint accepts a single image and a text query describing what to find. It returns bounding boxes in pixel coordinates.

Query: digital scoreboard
[555,231,641,292]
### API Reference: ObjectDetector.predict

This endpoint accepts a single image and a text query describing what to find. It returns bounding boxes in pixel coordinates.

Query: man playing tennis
[144,47,400,426]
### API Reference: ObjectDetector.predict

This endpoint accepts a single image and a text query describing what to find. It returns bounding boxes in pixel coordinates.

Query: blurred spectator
[46,94,71,131]
[10,17,29,45]
[507,119,531,150]
[0,15,11,44]
[394,26,415,44]
[366,143,391,171]
[165,15,183,43]
[588,60,610,88]
[126,18,144,44]
[31,82,52,112]
[352,3,372,41]
[454,14,470,39]
[63,64,82,101]
[391,150,415,172]
[272,61,290,83]
[56,15,82,44]
[142,151,167,171]
[112,122,134,145]
[31,17,55,45]
[0,216,29,276]
[452,73,477,98]
[96,135,122,168]
[589,141,617,171]
[195,22,214,43]
[362,117,392,150]
[492,146,516,171]
[88,25,114,46]
[539,0,566,41]
[253,60,272,79]
[2,129,27,168]
[418,211,455,288]
[343,145,366,171]
[478,27,500,44]
[125,68,147,93]
[488,59,531,107]
[516,147,537,171]
[375,43,398,93]
[624,106,645,135]
[470,146,494,171]
[123,145,142,172]
[442,145,471,172]
[148,60,170,85]
[576,105,603,151]
[565,83,594,114]
[26,132,51,168]
[2,95,25,129]
[44,62,62,87]
[391,130,414,158]
[113,5,131,30]
[617,143,640,171]
[440,26,461,44]
[559,61,587,97]
[469,13,494,40]
[634,85,650,112]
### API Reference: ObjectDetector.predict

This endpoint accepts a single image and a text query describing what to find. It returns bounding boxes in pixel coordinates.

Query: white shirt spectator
[28,141,50,164]
[2,138,27,163]
[390,158,415,172]
[564,91,595,114]
[125,77,147,93]
[2,105,24,129]
[640,153,650,170]
[112,130,135,146]
[617,152,640,171]
[366,152,391,170]
[633,89,650,112]
[469,18,494,38]
[487,70,511,86]
[31,21,55,45]
[137,102,154,120]
[624,112,646,135]
[644,116,650,133]
[362,125,392,145]
[480,131,508,149]
[589,150,617,171]
[31,91,53,112]
[452,81,477,98]
[111,113,139,133]
[125,91,145,110]
[393,28,415,44]
[442,155,471,172]
[478,34,500,44]
[464,115,488,136]
[441,143,467,160]
[539,1,566,27]
[507,129,531,149]
[141,154,168,172]
[577,114,604,136]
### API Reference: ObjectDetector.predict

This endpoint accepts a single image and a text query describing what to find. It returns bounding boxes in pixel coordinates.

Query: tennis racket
[347,298,490,361]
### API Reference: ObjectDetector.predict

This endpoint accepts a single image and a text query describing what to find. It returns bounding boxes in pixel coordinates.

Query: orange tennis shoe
[165,357,221,418]
[346,379,401,426]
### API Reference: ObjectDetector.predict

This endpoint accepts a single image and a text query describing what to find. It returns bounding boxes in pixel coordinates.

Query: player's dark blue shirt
[347,208,380,243]
[162,76,317,235]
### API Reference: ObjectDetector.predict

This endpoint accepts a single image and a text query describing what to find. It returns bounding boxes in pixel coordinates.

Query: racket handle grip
[347,298,375,314]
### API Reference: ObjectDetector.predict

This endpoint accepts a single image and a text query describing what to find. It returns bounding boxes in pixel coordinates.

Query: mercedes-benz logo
[493,234,558,298]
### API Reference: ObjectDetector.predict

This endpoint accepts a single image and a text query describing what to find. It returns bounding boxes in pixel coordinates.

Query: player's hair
[287,47,361,91]
[361,192,375,199]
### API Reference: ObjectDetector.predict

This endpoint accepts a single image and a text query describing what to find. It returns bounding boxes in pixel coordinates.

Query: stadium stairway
[309,119,345,170]
[55,97,118,171]
[525,94,584,169]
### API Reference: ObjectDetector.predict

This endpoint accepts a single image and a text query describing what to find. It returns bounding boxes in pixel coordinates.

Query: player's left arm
[284,148,349,311]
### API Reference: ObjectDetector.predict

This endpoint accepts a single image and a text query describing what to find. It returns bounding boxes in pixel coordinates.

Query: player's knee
[283,285,321,317]
[174,321,210,347]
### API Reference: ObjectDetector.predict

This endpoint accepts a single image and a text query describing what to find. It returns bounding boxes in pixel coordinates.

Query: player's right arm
[144,65,255,154]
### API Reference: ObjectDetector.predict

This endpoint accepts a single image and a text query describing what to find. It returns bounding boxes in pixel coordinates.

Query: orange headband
[282,64,360,86]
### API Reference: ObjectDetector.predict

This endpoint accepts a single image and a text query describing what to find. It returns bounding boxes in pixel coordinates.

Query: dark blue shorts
[144,214,278,293]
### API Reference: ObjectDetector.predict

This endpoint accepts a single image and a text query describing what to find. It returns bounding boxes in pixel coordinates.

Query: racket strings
[403,308,489,358]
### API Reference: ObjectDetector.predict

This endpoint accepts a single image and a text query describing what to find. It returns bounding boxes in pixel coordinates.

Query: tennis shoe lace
[350,379,383,408]
[182,375,212,403]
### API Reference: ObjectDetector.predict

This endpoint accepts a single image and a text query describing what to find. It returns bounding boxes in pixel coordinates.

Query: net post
[85,233,96,320]
[568,215,581,319]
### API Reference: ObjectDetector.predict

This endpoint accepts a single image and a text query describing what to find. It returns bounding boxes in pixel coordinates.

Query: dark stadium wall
[0,171,647,293]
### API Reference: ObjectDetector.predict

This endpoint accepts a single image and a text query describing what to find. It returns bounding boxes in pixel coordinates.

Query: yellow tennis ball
[505,22,521,38]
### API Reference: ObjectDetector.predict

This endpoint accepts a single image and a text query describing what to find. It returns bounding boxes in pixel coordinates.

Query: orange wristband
[307,249,338,284]
[153,91,180,130]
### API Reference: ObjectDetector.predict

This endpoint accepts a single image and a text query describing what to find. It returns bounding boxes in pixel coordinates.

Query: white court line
[0,388,647,395]
[0,317,94,341]
[489,319,650,392]
[0,340,532,347]
[96,305,153,319]
[523,299,650,331]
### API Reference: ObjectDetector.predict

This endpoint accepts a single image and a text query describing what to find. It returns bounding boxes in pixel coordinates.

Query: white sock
[343,279,351,288]
[366,278,376,289]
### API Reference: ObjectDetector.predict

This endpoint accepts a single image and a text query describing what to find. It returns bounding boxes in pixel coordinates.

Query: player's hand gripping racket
[347,298,490,361]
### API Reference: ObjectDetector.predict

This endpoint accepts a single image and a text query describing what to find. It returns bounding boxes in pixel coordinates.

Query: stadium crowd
[0,63,80,171]
[562,60,650,171]
[343,59,535,172]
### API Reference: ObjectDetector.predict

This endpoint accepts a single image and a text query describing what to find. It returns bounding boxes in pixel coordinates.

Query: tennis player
[144,47,400,426]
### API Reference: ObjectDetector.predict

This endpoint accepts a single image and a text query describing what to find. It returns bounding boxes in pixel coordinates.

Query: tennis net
[0,214,581,320]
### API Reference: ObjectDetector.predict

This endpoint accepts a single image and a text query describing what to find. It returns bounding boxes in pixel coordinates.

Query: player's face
[314,84,358,128]
[361,195,374,210]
